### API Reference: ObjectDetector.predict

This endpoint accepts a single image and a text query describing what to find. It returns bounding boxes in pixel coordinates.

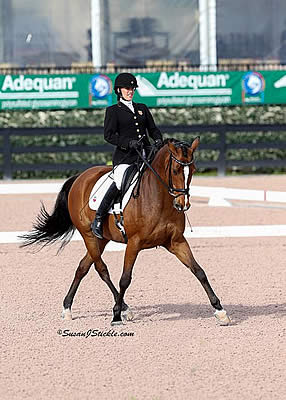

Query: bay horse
[20,138,231,326]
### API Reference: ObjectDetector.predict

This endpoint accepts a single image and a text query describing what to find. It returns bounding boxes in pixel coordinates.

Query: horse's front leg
[111,240,139,326]
[165,235,231,325]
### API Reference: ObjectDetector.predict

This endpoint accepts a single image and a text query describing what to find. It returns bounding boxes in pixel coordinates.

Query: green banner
[0,73,114,110]
[1,70,286,110]
[133,71,240,107]
[133,70,286,107]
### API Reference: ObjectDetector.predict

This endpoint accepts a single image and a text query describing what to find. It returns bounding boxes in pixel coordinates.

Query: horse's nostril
[173,200,183,212]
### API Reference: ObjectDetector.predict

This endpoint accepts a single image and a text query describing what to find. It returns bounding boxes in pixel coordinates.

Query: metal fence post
[3,129,12,180]
[217,129,226,176]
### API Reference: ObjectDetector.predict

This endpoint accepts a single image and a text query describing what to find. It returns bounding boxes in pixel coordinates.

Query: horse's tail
[19,174,80,251]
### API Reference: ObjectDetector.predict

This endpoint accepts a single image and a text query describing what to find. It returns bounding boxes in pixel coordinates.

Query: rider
[91,72,163,238]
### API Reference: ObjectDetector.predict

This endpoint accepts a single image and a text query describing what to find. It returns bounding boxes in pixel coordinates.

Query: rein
[134,147,170,191]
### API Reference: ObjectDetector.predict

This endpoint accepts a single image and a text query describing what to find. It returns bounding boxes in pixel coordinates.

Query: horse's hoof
[121,307,134,321]
[62,308,73,320]
[214,309,231,326]
[111,320,124,326]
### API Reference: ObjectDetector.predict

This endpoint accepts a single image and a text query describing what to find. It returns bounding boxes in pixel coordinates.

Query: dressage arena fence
[1,124,286,179]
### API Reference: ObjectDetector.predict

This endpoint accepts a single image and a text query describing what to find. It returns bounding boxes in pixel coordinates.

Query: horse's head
[166,137,199,212]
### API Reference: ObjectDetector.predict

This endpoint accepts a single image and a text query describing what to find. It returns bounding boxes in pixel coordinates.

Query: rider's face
[121,87,135,101]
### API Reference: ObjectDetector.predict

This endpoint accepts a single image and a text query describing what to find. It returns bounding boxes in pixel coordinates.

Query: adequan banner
[133,71,239,107]
[1,70,286,110]
[133,70,286,107]
[0,74,114,110]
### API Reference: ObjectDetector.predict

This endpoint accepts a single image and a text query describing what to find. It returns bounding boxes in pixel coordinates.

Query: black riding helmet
[114,73,138,100]
[114,73,138,90]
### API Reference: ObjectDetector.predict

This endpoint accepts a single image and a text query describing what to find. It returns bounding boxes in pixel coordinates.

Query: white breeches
[113,164,130,190]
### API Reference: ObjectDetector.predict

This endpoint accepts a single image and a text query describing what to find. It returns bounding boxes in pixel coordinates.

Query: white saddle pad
[88,171,138,213]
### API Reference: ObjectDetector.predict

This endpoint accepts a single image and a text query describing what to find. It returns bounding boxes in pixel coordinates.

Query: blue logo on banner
[243,72,265,95]
[90,75,112,98]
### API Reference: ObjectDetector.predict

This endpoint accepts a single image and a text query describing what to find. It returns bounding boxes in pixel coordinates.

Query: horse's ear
[191,136,200,152]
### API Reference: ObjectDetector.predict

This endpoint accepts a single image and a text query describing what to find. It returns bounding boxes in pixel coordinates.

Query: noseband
[167,150,194,198]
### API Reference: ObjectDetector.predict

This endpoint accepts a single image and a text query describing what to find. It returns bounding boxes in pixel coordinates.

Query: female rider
[91,72,163,238]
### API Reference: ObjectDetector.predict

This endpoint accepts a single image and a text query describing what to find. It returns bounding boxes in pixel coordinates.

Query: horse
[20,137,231,326]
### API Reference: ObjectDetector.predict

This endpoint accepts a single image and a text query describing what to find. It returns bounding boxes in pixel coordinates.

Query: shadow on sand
[71,302,286,324]
[134,302,286,324]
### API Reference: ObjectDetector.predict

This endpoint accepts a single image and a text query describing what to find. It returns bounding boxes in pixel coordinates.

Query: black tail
[19,174,80,251]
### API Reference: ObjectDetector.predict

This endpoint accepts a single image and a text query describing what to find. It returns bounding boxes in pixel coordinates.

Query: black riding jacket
[104,102,162,165]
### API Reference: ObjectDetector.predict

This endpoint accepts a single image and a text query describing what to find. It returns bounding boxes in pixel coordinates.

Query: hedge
[1,105,286,178]
[2,105,286,128]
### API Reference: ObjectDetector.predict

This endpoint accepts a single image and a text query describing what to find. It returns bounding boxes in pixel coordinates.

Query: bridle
[167,149,194,198]
[135,142,194,199]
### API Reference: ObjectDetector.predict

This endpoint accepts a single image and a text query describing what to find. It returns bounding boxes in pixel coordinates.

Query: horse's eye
[173,169,177,175]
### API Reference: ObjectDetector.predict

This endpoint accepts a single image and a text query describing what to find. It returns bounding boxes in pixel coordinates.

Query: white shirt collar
[120,98,134,113]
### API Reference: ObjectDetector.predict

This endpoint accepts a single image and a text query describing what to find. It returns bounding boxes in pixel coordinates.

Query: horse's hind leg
[85,237,131,318]
[165,235,231,325]
[62,252,93,320]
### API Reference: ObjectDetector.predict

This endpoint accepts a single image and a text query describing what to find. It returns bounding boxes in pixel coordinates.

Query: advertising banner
[133,71,286,107]
[1,70,286,110]
[133,71,239,107]
[0,73,114,110]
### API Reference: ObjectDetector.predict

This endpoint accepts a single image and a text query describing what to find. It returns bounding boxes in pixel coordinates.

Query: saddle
[88,165,142,243]
[89,146,156,243]
[114,164,139,203]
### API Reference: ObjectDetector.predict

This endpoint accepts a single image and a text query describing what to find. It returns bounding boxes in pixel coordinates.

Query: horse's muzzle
[173,198,190,212]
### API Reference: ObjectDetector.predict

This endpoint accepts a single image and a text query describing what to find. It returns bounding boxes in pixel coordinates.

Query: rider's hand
[129,139,140,149]
[154,139,163,149]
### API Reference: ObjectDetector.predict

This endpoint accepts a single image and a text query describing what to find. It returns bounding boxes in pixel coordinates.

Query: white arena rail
[190,185,286,206]
[1,182,286,205]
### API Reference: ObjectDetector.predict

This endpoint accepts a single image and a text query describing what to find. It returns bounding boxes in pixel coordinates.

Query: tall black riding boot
[91,182,119,239]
